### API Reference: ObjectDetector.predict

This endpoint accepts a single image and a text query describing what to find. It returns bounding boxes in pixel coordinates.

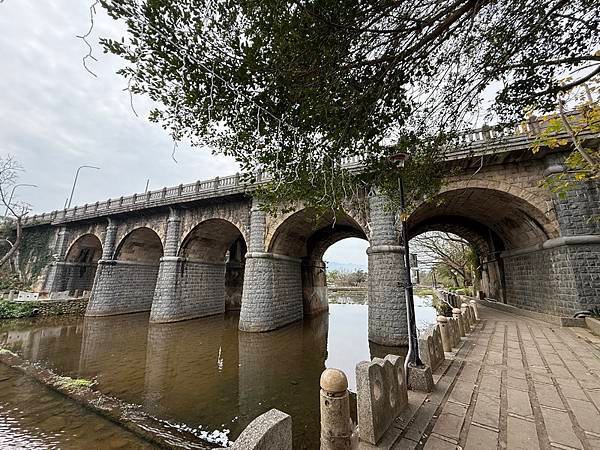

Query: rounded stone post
[320,368,353,450]
[437,316,453,353]
[470,300,480,321]
[461,303,472,331]
[453,308,465,337]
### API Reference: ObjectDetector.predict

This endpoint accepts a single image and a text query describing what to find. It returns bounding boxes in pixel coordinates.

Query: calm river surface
[0,294,437,449]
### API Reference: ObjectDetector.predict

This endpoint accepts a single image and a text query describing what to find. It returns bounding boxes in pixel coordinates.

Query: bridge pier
[87,222,162,317]
[239,200,303,332]
[42,227,70,292]
[301,259,328,315]
[367,194,409,346]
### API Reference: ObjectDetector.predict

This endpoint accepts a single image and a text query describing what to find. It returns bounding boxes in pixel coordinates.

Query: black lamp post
[389,152,423,369]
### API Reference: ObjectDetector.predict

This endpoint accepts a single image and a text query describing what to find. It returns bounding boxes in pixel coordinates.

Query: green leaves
[97,0,599,211]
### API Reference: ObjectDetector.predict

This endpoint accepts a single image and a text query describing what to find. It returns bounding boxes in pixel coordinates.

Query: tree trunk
[0,217,22,268]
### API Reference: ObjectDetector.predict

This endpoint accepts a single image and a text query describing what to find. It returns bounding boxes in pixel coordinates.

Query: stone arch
[409,187,556,251]
[267,208,368,259]
[60,233,103,293]
[65,233,103,264]
[179,218,247,311]
[440,179,558,237]
[115,227,164,263]
[408,187,557,302]
[267,208,369,315]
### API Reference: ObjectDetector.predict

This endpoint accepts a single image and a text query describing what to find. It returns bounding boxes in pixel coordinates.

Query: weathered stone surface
[407,364,434,393]
[239,253,303,332]
[356,354,408,445]
[367,194,408,347]
[320,369,354,450]
[437,316,453,352]
[150,257,227,323]
[86,260,159,316]
[231,409,292,450]
[418,325,445,372]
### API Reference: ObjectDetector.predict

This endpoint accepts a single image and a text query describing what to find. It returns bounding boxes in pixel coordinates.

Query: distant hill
[325,261,368,273]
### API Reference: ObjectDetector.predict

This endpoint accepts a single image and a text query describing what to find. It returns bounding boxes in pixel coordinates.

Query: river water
[0,294,437,449]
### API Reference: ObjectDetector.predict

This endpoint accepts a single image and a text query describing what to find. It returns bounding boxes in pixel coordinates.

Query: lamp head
[389,152,410,169]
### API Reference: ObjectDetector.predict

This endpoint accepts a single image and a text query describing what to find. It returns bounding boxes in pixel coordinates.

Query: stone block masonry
[503,239,600,316]
[86,260,159,316]
[150,257,227,323]
[239,253,303,332]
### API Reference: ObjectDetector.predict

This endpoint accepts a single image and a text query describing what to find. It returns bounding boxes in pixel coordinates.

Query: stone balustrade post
[453,308,465,337]
[437,316,453,352]
[470,300,480,321]
[320,368,354,450]
[461,303,472,331]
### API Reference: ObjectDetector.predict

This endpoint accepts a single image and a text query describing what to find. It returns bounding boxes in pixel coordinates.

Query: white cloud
[0,1,239,213]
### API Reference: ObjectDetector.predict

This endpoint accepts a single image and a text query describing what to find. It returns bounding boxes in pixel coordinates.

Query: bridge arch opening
[62,233,103,293]
[268,208,368,315]
[115,227,164,263]
[179,218,247,312]
[408,187,556,302]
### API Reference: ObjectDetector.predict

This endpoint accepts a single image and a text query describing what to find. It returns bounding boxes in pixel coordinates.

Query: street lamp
[66,165,100,209]
[389,152,424,372]
[4,184,37,217]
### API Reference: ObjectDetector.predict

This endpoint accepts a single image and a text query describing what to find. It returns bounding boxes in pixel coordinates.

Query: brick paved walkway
[397,305,600,450]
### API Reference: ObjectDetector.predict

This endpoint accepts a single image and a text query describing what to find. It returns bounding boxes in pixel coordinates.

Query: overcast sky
[0,1,368,267]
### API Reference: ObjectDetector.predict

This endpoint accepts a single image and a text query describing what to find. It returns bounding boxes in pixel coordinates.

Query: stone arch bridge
[23,119,600,346]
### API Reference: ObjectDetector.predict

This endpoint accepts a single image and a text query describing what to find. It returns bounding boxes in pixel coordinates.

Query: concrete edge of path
[476,298,587,328]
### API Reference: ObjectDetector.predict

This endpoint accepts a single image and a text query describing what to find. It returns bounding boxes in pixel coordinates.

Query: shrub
[0,300,37,319]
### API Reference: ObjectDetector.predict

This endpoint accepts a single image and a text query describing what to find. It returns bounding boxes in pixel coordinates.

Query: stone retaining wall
[504,243,600,316]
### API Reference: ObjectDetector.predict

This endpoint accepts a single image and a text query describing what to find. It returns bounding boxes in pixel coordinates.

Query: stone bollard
[437,316,453,353]
[453,308,466,337]
[461,303,472,331]
[320,368,354,450]
[470,300,480,321]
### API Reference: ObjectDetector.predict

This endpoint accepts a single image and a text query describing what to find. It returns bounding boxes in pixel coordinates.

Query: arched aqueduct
[26,130,600,346]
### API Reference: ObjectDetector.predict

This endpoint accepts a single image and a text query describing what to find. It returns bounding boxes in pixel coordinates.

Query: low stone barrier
[17,291,39,301]
[418,324,445,372]
[356,354,408,445]
[34,298,89,316]
[49,291,70,300]
[231,408,292,450]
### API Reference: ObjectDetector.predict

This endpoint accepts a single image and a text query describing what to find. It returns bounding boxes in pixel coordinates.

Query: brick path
[398,305,600,450]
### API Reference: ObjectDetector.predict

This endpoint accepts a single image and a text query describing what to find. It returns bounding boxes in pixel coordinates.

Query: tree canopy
[97,0,600,210]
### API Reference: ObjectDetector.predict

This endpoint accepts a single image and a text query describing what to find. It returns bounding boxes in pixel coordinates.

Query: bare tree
[0,156,31,268]
[411,232,477,288]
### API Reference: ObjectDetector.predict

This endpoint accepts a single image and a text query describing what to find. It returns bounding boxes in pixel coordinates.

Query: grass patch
[0,348,17,357]
[55,375,95,390]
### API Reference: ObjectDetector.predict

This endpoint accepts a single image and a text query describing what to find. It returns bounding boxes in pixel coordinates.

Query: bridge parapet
[22,111,591,227]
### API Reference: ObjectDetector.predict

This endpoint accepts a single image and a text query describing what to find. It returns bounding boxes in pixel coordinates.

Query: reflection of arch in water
[143,316,233,422]
[238,314,327,448]
[61,233,103,292]
[266,208,368,316]
[78,314,150,403]
[87,227,164,317]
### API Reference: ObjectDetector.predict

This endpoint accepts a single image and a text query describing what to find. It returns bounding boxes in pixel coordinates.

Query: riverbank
[0,348,222,449]
[0,297,88,319]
